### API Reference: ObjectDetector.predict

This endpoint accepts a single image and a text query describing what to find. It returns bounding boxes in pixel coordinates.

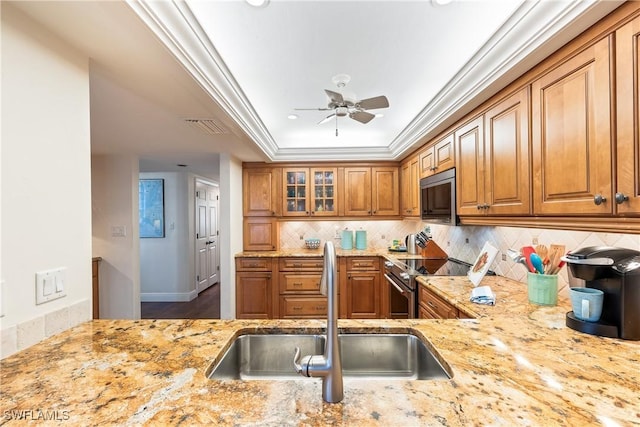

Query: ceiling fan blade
[357,95,389,110]
[349,111,375,124]
[324,89,344,105]
[318,114,335,125]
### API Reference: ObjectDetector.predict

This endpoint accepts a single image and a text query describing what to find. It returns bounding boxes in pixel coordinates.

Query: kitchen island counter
[1,276,639,426]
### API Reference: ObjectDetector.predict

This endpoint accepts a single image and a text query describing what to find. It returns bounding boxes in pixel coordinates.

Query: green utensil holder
[527,272,558,306]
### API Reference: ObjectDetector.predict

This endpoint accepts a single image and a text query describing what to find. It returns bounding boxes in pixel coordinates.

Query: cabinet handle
[271,211,275,216]
[293,306,302,310]
[483,204,490,210]
[615,192,629,204]
[293,282,303,286]
[594,194,607,205]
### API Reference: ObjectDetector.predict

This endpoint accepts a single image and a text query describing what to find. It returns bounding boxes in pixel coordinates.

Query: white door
[196,181,219,293]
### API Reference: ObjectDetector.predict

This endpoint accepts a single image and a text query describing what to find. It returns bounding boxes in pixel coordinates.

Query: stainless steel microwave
[420,168,458,225]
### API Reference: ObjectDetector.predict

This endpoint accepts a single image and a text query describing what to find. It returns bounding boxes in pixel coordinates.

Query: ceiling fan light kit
[294,74,389,136]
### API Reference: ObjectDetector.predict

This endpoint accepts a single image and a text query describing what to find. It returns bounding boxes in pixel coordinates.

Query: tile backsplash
[280,220,640,296]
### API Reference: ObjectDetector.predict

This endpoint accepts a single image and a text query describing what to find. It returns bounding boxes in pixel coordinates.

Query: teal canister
[341,230,353,250]
[355,230,367,250]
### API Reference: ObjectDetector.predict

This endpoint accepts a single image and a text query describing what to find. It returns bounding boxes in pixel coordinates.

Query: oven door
[384,273,417,319]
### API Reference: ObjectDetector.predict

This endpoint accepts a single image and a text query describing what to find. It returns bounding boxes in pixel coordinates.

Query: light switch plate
[36,268,67,305]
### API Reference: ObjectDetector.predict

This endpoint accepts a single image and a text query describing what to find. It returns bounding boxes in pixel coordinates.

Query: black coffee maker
[563,246,640,340]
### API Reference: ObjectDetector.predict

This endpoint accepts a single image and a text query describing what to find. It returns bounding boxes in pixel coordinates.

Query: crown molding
[128,0,621,162]
[126,0,279,159]
[389,0,622,157]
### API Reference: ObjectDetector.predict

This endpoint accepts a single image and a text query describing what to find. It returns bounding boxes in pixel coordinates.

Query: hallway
[141,284,220,319]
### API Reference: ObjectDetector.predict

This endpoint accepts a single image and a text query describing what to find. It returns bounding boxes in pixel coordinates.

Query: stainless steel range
[384,257,490,318]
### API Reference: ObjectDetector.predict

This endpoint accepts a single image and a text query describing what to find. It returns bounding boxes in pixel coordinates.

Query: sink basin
[207,333,451,380]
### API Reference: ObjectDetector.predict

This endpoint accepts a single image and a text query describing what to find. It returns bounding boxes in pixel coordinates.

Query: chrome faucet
[293,241,343,403]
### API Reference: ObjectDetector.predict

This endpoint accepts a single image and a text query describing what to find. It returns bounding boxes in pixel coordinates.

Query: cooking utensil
[521,246,537,273]
[535,244,549,264]
[529,253,545,274]
[507,248,529,271]
[545,244,565,274]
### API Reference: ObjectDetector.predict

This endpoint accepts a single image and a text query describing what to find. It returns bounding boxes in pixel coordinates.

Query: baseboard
[140,290,197,302]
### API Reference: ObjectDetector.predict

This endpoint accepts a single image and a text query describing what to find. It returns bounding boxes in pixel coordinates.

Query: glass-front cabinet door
[310,168,337,216]
[283,168,309,216]
[282,167,338,217]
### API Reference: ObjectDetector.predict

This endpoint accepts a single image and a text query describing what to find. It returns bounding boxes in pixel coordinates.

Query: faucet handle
[293,347,303,374]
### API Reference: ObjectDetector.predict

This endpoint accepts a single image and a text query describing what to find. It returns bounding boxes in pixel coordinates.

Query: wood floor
[141,283,220,319]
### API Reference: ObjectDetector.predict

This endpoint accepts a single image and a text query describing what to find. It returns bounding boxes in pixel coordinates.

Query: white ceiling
[10,0,624,176]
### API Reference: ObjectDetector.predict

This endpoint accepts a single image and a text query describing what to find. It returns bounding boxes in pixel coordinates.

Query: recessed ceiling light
[246,0,269,8]
[375,113,384,118]
[288,114,299,120]
[432,0,453,5]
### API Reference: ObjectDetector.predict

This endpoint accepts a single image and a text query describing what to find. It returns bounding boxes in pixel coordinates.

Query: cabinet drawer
[346,257,379,271]
[279,273,322,293]
[236,257,271,271]
[281,297,327,318]
[279,257,323,271]
[419,287,458,319]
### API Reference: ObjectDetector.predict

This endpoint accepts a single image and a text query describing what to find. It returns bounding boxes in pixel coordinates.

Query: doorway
[196,180,220,293]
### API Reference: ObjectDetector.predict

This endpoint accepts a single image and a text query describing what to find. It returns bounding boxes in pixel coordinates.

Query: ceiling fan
[295,74,389,136]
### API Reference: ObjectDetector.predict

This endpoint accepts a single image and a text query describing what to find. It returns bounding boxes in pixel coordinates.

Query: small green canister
[527,272,558,306]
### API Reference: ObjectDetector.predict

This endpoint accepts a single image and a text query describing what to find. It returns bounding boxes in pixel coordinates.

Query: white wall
[1,4,92,358]
[219,154,243,319]
[91,155,140,319]
[139,172,192,301]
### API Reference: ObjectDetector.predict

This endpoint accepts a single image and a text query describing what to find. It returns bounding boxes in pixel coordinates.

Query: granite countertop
[1,276,639,425]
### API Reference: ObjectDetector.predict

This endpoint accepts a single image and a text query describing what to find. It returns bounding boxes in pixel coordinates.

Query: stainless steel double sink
[207,333,451,380]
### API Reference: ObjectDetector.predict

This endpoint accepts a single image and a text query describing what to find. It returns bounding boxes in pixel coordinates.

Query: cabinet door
[532,37,613,215]
[433,134,455,173]
[310,168,338,216]
[343,167,372,216]
[484,88,531,215]
[283,168,310,216]
[616,17,640,214]
[243,168,279,216]
[346,272,381,318]
[401,156,419,216]
[243,218,278,251]
[236,272,272,319]
[371,167,399,216]
[419,146,435,178]
[455,116,485,216]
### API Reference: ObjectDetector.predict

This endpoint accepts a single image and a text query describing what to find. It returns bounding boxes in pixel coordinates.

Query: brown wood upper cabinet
[243,167,280,217]
[243,217,279,251]
[343,167,399,216]
[457,88,531,216]
[419,133,455,179]
[282,167,338,217]
[400,155,419,217]
[531,36,613,215]
[616,16,640,215]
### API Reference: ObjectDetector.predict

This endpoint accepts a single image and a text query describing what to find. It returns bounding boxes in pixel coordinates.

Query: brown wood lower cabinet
[341,257,384,319]
[92,257,101,319]
[278,257,326,318]
[418,285,470,319]
[235,257,277,319]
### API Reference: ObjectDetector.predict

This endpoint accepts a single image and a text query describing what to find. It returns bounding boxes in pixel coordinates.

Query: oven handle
[384,273,409,295]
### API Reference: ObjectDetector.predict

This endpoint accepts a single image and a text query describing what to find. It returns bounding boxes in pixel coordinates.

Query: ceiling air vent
[184,118,228,135]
